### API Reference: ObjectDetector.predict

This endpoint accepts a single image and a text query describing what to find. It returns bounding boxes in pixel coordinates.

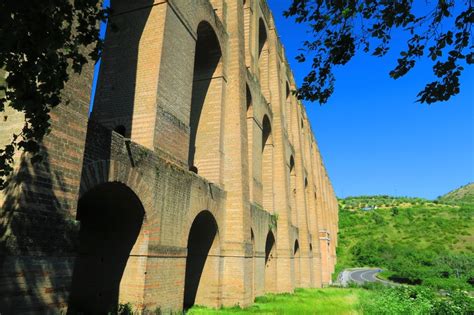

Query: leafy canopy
[284,0,473,104]
[0,0,107,188]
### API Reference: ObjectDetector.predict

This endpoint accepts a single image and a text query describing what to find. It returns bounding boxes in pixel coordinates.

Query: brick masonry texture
[0,0,338,313]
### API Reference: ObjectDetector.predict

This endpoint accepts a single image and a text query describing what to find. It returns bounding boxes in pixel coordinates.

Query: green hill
[439,183,474,205]
[336,195,474,290]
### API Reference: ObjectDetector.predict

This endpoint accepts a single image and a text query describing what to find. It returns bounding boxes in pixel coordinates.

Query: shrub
[432,290,474,314]
[116,303,133,315]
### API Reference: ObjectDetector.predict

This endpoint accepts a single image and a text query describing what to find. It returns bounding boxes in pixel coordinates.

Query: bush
[116,303,133,315]
[360,286,473,315]
[361,286,434,314]
[391,207,399,216]
[432,290,474,314]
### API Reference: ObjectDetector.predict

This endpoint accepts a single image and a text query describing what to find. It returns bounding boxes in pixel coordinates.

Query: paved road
[338,268,391,286]
[349,268,382,284]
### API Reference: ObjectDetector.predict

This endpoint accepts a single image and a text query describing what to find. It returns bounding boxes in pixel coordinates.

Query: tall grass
[188,288,364,315]
[188,286,473,315]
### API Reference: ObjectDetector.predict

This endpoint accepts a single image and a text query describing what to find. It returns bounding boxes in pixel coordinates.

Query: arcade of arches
[0,0,338,314]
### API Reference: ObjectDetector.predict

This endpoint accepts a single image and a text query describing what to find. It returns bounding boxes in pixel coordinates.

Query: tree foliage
[0,0,106,188]
[284,0,473,104]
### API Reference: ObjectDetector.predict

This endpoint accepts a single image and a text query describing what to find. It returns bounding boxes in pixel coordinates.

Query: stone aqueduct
[0,0,338,313]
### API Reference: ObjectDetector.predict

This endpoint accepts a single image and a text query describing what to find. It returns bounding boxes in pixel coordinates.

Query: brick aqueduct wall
[0,0,338,313]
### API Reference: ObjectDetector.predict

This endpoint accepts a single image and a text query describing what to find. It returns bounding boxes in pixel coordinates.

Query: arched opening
[189,22,223,183]
[69,183,146,314]
[262,115,273,212]
[285,82,291,133]
[294,240,301,287]
[258,19,269,99]
[258,19,267,64]
[264,231,276,292]
[183,211,220,309]
[262,116,271,152]
[289,156,297,225]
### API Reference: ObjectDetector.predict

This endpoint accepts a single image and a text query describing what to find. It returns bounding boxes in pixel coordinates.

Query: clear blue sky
[267,1,473,199]
[92,1,473,199]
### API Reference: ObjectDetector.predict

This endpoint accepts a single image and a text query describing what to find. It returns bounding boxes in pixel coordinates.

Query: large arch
[68,182,146,313]
[264,230,276,292]
[262,115,273,212]
[183,210,221,309]
[294,239,301,287]
[188,21,224,184]
[258,19,267,64]
[258,18,270,99]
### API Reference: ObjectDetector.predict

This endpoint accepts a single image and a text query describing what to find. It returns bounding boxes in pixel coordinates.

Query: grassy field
[187,285,473,314]
[188,288,366,315]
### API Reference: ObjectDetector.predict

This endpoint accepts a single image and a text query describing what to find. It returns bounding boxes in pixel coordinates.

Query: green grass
[188,288,366,314]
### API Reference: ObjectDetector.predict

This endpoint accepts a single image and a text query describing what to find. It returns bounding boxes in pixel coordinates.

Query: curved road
[338,268,393,286]
[348,268,382,284]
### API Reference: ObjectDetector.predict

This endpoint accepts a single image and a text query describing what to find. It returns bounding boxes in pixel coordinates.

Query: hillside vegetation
[439,183,474,205]
[337,194,474,290]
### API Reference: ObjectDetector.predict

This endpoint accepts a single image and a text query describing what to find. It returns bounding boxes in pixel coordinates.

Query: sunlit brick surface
[0,0,338,313]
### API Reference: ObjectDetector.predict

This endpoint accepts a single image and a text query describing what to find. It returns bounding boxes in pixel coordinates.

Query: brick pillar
[312,144,329,285]
[313,146,325,284]
[321,169,332,284]
[220,0,253,307]
[290,102,313,288]
[265,29,295,293]
[304,137,322,288]
[243,0,255,69]
[301,126,317,287]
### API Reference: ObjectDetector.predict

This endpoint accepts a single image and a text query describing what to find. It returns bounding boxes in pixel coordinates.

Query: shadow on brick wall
[0,147,79,313]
